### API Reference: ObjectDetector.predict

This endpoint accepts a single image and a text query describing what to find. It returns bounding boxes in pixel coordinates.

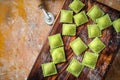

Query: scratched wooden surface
[0,0,64,80]
[97,0,120,11]
[28,0,120,80]
[0,0,120,80]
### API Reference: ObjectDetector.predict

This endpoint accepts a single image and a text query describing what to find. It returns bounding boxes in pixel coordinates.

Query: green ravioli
[74,11,88,26]
[88,37,106,53]
[69,0,85,13]
[70,37,88,56]
[96,14,112,30]
[66,58,84,77]
[60,10,73,23]
[41,62,57,77]
[87,24,101,38]
[62,24,76,36]
[113,18,120,32]
[82,52,98,69]
[50,47,66,64]
[48,33,64,49]
[87,5,104,21]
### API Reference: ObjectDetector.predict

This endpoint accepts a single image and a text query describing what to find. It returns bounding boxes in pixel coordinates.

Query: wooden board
[97,0,120,11]
[27,0,120,80]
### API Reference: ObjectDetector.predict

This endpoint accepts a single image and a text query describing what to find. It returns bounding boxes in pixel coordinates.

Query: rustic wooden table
[0,0,120,80]
[0,0,64,79]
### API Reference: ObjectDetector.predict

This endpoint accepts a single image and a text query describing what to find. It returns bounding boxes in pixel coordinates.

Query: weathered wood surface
[28,0,120,80]
[0,0,64,80]
[97,0,120,11]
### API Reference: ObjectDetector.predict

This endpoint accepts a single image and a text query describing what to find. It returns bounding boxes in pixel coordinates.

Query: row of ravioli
[41,0,120,78]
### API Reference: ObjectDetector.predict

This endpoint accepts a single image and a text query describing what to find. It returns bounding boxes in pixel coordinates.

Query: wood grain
[97,0,120,11]
[0,0,64,79]
[27,0,120,80]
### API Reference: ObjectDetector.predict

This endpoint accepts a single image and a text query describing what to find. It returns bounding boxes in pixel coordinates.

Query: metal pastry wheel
[38,1,54,25]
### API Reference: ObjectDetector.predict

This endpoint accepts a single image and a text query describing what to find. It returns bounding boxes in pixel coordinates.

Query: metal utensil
[38,1,54,25]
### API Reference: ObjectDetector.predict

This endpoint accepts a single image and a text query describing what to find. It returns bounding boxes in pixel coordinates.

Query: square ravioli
[87,5,104,21]
[48,33,64,49]
[87,24,101,38]
[60,10,73,23]
[69,0,85,13]
[41,62,57,77]
[88,37,106,53]
[96,14,112,30]
[50,47,66,64]
[62,24,76,36]
[66,58,84,77]
[74,11,88,26]
[82,52,98,69]
[70,37,88,56]
[113,18,120,32]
